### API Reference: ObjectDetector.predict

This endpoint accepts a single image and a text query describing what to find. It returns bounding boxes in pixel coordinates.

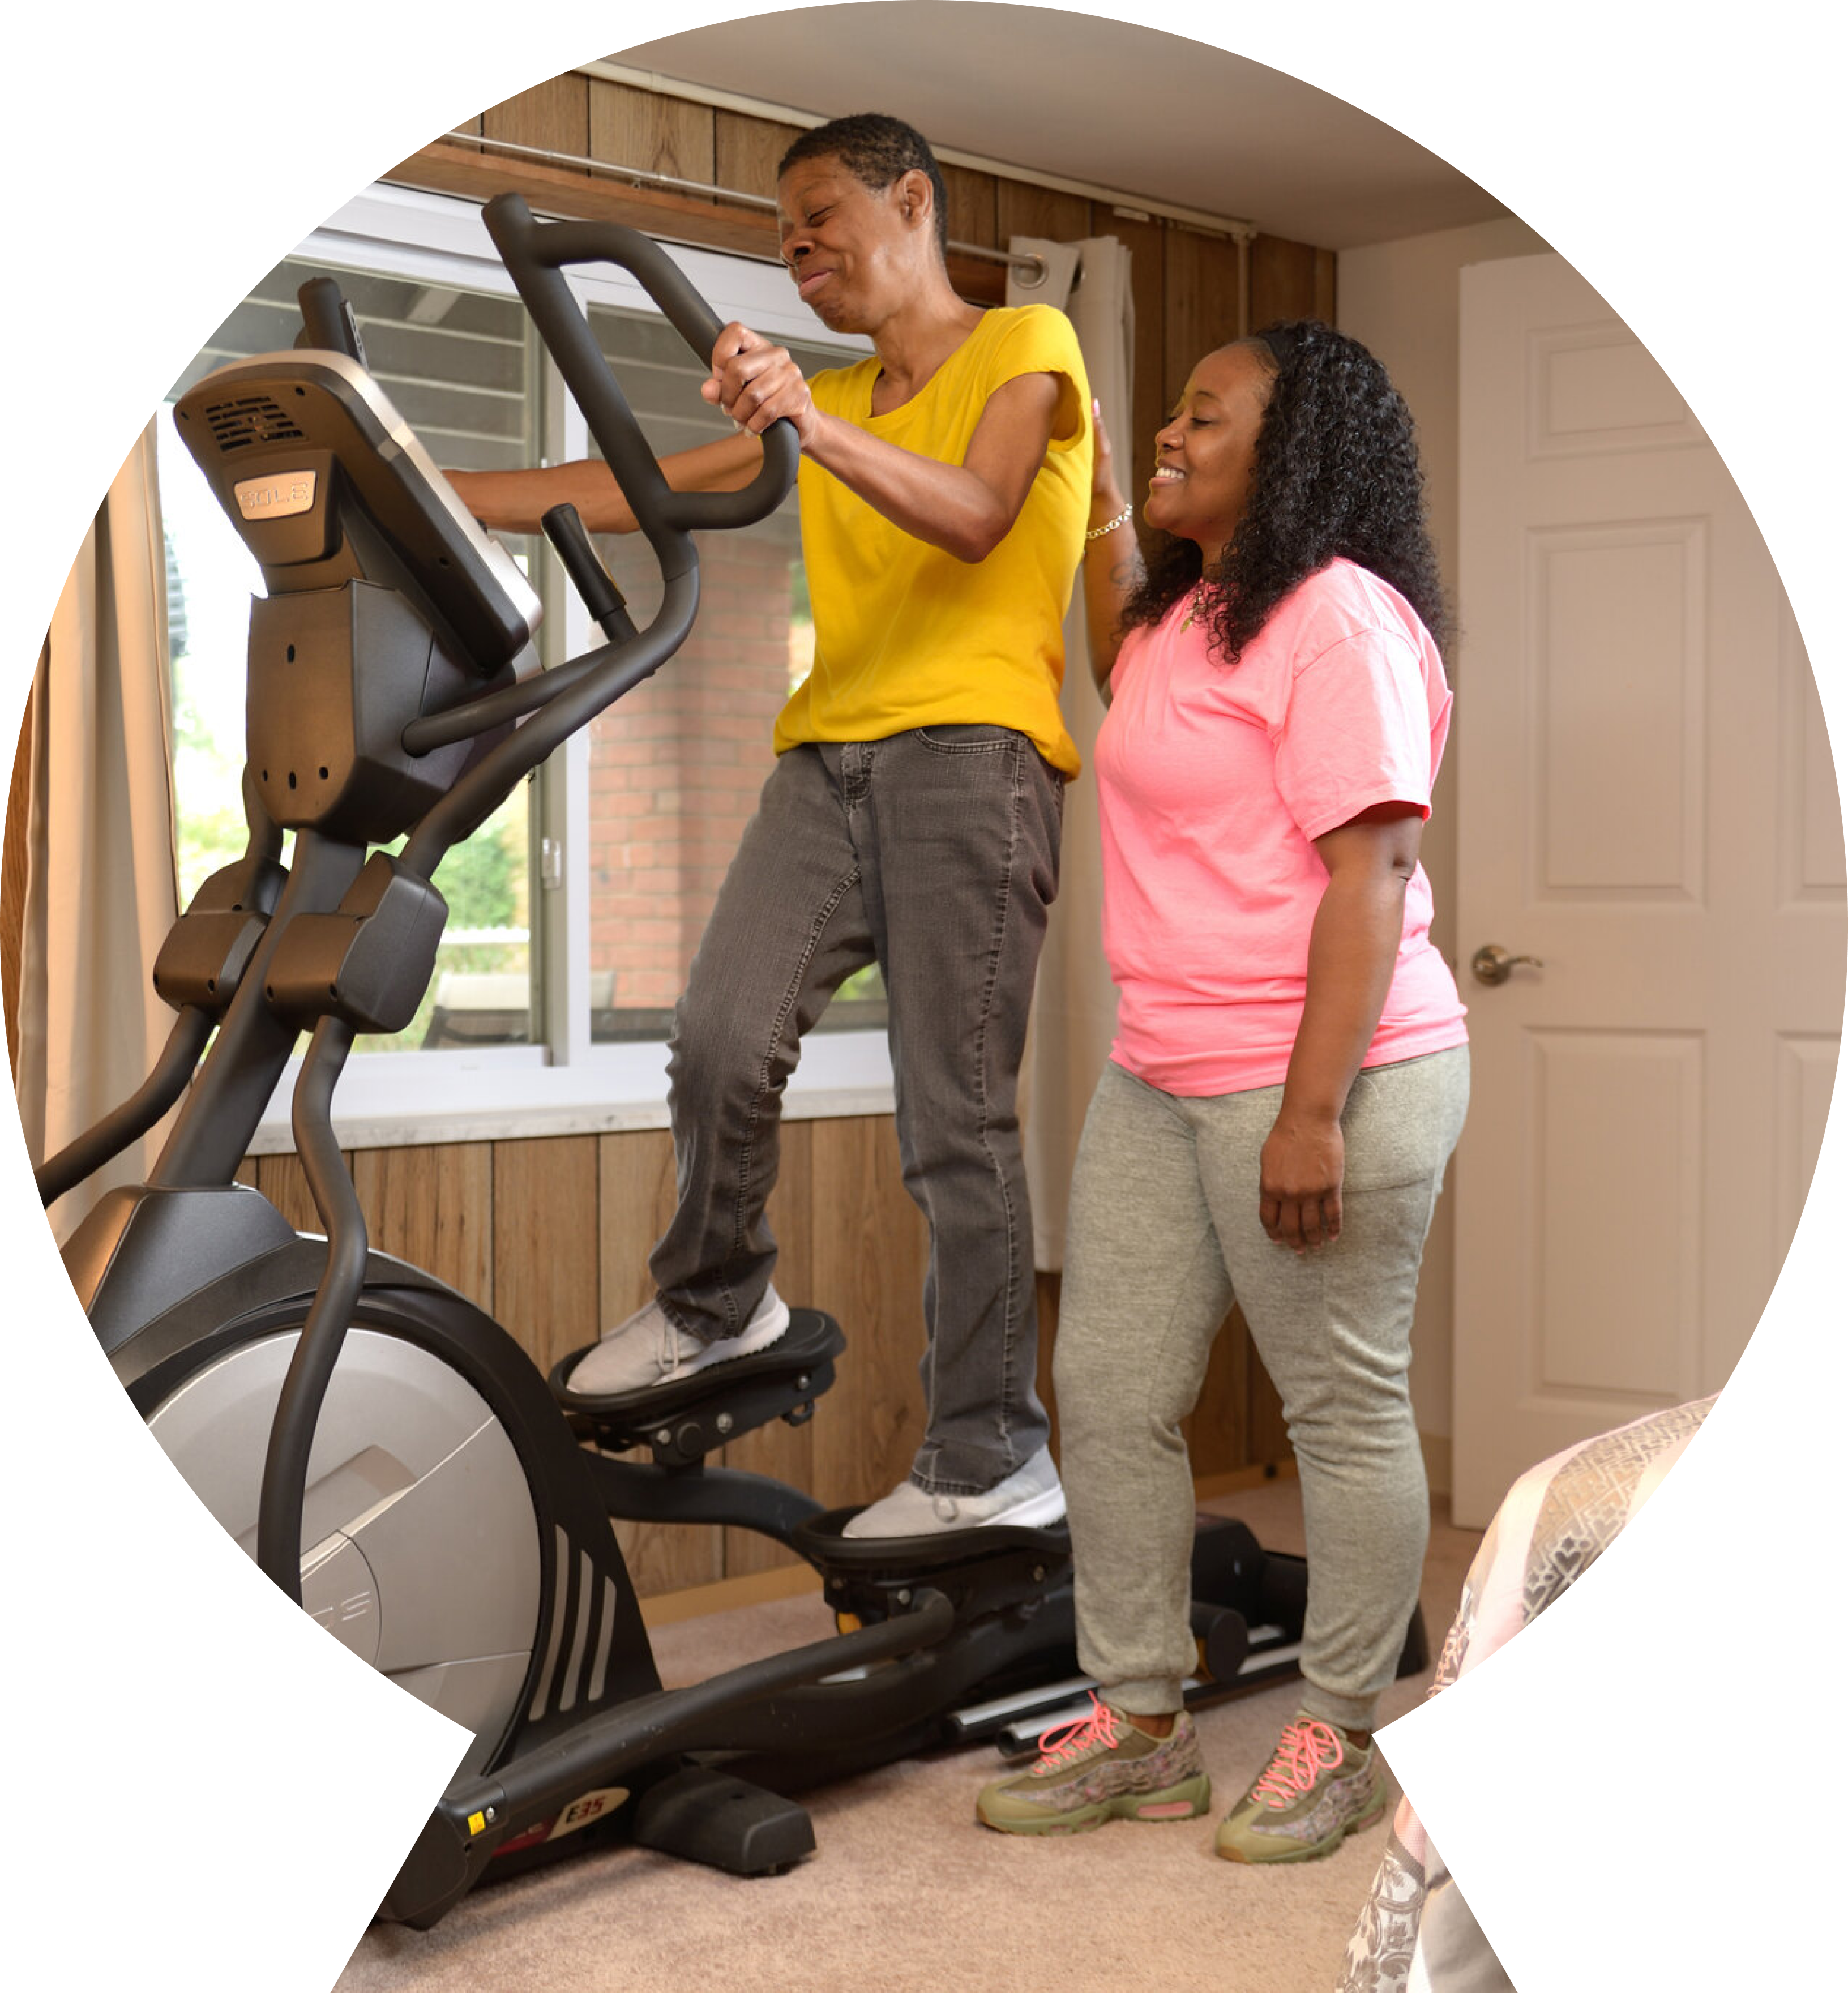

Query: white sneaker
[565,1286,790,1397]
[840,1444,1066,1539]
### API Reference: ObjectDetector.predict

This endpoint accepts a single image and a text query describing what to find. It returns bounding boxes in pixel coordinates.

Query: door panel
[1452,254,1845,1524]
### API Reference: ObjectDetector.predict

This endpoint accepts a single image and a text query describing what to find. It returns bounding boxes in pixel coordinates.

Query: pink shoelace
[1249,1717,1345,1809]
[1034,1694,1120,1769]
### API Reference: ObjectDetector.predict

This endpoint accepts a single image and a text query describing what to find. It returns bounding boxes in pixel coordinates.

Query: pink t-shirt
[1097,557,1468,1096]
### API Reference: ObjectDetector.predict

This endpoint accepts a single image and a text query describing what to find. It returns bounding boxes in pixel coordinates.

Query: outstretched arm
[447,431,764,536]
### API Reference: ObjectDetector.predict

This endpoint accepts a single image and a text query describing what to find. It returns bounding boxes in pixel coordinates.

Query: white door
[1450,253,1845,1526]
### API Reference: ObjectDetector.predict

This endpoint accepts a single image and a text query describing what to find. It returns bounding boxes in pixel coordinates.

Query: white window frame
[241,182,891,1152]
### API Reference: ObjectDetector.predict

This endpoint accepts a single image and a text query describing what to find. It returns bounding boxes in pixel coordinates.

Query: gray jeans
[651,728,1064,1495]
[1055,1047,1470,1730]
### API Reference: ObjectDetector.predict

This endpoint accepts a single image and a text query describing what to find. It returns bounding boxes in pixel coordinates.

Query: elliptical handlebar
[394,194,802,780]
[294,275,367,366]
[480,192,801,551]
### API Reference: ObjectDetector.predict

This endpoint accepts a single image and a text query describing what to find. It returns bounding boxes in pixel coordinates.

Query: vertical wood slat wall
[224,74,1320,1598]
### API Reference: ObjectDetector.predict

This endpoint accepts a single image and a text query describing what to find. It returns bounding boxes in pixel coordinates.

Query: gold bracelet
[1084,502,1133,542]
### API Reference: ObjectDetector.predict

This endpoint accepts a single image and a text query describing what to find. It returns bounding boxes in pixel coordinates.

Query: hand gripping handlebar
[394,195,801,863]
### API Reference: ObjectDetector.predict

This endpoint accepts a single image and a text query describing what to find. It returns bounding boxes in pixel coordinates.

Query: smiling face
[1144,341,1277,551]
[775,155,935,334]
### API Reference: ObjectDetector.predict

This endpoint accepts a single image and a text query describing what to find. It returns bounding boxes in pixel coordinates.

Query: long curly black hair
[1122,320,1449,662]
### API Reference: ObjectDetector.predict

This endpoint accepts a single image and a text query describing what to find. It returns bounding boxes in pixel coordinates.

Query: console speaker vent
[204,394,306,453]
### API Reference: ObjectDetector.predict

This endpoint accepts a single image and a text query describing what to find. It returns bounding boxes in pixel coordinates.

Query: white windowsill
[246,1028,897,1156]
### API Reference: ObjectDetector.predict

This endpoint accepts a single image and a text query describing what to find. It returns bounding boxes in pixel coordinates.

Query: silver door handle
[1471,944,1543,986]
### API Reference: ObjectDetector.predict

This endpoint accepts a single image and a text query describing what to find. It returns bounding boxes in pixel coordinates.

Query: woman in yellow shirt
[456,114,1090,1537]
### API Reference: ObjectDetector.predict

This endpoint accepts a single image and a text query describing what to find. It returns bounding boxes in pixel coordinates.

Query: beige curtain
[1009,236,1135,1269]
[16,424,180,1241]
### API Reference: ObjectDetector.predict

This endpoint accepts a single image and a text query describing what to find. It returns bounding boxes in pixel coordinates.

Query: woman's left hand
[1259,1109,1344,1252]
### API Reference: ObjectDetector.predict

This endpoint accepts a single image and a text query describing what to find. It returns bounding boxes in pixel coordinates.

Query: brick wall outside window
[590,524,802,1010]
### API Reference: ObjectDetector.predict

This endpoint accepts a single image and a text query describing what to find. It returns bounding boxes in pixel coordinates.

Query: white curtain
[16,425,181,1242]
[1009,236,1135,1269]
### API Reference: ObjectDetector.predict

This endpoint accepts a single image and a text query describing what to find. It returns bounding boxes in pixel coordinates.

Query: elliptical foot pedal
[795,1508,1071,1628]
[550,1308,846,1465]
[630,1765,816,1877]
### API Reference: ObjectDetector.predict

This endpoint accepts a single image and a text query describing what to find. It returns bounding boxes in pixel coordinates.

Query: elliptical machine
[37,194,1423,1930]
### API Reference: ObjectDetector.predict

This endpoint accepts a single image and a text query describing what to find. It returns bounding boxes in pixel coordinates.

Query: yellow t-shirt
[774,304,1091,778]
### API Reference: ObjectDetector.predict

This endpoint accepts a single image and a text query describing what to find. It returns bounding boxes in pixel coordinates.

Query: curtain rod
[443,131,1053,285]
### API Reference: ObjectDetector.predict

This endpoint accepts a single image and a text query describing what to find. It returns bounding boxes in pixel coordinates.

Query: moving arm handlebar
[480,193,800,551]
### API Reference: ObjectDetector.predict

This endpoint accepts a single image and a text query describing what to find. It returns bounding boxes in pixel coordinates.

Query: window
[157,182,892,1143]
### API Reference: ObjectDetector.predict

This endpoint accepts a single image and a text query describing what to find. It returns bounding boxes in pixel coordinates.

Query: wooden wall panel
[802,1115,929,1512]
[588,78,716,185]
[350,1144,494,1314]
[1247,1338,1291,1463]
[482,76,591,161]
[491,1134,599,1377]
[1180,1303,1254,1476]
[254,1152,322,1233]
[1249,235,1336,328]
[1163,228,1243,407]
[996,180,1092,247]
[596,1125,677,1325]
[715,111,807,199]
[941,162,998,250]
[1033,1268,1062,1457]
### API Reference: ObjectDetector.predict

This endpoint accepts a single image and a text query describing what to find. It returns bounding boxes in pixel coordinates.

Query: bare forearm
[1080,485,1140,696]
[447,461,630,535]
[1260,810,1423,1249]
[1281,869,1408,1122]
[447,434,762,536]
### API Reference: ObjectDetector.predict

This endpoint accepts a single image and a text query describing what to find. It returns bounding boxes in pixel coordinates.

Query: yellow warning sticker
[467,1811,487,1836]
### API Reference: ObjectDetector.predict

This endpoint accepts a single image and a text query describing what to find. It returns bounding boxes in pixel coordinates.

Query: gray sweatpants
[1054,1046,1469,1732]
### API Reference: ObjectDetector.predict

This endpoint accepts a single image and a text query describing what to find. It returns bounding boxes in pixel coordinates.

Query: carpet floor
[341,1479,1480,1993]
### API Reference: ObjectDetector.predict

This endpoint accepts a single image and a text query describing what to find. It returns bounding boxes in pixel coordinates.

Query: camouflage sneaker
[1213,1711,1387,1863]
[976,1697,1211,1836]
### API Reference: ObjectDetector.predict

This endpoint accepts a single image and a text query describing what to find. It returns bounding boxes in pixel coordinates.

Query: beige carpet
[341,1481,1479,1993]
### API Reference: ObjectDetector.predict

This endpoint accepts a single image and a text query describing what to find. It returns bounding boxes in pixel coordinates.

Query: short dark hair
[778,113,949,258]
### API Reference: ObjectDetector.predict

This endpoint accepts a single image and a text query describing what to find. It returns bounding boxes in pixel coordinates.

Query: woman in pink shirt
[978,323,1469,1864]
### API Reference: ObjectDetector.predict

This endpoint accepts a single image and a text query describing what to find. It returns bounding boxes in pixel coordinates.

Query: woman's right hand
[704,323,820,449]
[1090,398,1128,518]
